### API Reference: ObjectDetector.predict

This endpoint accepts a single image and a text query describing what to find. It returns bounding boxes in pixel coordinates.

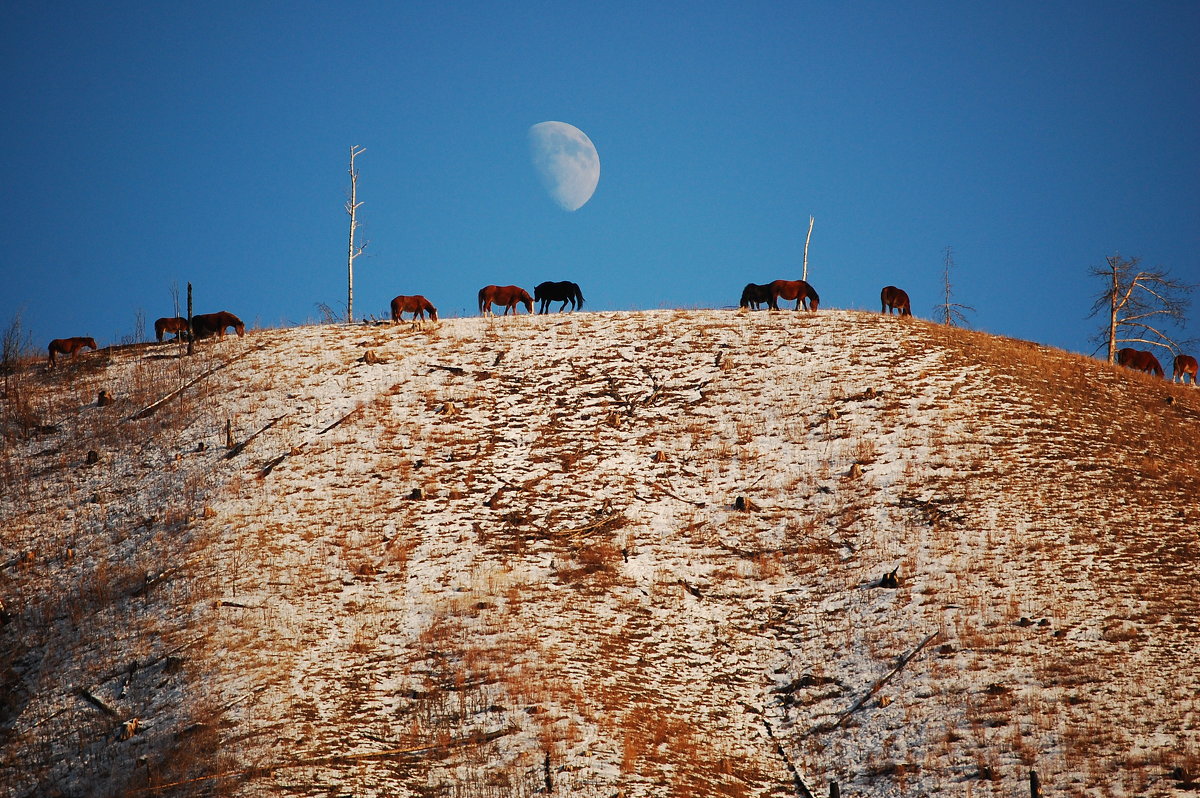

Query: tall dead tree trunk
[802,216,814,282]
[1106,261,1120,364]
[346,145,366,324]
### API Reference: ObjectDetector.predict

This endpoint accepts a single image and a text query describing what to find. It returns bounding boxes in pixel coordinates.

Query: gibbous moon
[528,121,600,212]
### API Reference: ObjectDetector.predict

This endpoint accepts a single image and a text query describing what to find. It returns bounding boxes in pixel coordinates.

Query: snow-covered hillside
[2,309,1198,797]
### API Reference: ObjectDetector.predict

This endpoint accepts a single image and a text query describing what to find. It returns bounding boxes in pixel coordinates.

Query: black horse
[739,283,772,310]
[534,281,585,313]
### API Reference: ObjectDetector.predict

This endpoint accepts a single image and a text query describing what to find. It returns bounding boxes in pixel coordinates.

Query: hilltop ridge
[2,309,1198,797]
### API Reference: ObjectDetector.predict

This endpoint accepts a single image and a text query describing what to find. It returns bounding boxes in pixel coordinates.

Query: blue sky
[2,1,1197,356]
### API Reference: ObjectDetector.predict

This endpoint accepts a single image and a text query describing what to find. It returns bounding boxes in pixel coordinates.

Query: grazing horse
[1116,347,1164,377]
[739,283,772,310]
[478,285,533,315]
[768,279,820,311]
[390,295,438,323]
[154,316,189,342]
[1173,354,1198,385]
[47,337,97,367]
[191,311,245,340]
[534,281,585,314]
[880,286,911,316]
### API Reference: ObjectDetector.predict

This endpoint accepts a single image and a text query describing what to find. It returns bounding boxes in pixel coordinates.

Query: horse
[768,279,820,311]
[47,337,97,367]
[534,281,584,313]
[191,311,245,340]
[478,285,533,315]
[880,286,911,316]
[390,295,438,323]
[154,317,189,342]
[739,283,772,310]
[1116,347,1164,377]
[1172,354,1198,385]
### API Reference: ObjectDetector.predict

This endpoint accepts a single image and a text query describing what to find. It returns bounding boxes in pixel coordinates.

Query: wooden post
[186,282,194,356]
[829,782,840,798]
[1030,770,1040,798]
[802,215,814,282]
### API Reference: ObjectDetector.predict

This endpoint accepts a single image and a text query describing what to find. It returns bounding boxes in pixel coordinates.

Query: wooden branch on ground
[654,483,707,507]
[319,406,362,435]
[761,716,816,798]
[258,445,304,478]
[223,415,286,459]
[822,630,940,732]
[77,686,120,718]
[125,344,264,421]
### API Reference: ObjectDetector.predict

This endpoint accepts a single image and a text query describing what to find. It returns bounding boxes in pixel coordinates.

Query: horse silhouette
[1172,354,1198,385]
[534,281,584,313]
[390,295,438,323]
[191,311,245,340]
[47,337,97,367]
[154,317,189,342]
[478,285,533,315]
[768,279,820,311]
[739,283,772,310]
[880,286,911,316]
[1117,347,1164,377]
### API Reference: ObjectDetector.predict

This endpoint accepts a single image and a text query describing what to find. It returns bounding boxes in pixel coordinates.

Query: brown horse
[154,316,189,342]
[390,295,438,322]
[191,311,245,340]
[768,279,820,311]
[478,285,533,315]
[880,286,911,316]
[1173,354,1198,385]
[47,337,97,367]
[1117,347,1164,377]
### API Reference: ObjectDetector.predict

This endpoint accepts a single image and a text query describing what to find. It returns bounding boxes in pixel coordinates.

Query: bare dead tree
[345,145,367,324]
[935,246,974,327]
[802,216,814,282]
[1088,253,1193,363]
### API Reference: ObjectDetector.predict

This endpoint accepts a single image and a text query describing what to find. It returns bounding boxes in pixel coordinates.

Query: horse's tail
[478,287,487,313]
[574,284,584,309]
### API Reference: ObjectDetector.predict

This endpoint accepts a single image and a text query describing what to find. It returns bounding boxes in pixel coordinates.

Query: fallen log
[223,415,286,459]
[821,630,940,732]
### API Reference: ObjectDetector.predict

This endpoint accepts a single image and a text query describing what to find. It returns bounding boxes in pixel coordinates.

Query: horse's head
[85,337,97,350]
[521,291,533,313]
[428,307,439,322]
